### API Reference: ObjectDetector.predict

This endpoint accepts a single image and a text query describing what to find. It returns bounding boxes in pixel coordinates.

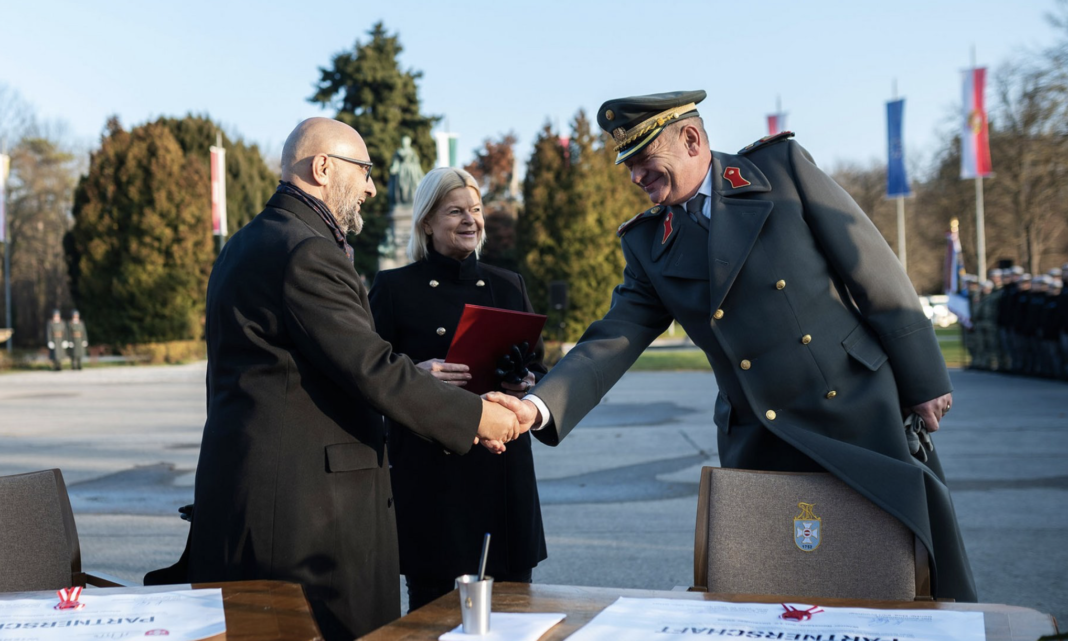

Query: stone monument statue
[387,136,424,207]
[380,136,425,271]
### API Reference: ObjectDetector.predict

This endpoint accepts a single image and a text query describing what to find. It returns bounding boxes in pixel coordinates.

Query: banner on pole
[766,113,786,136]
[944,220,970,324]
[434,132,460,168]
[0,153,9,244]
[960,67,992,179]
[210,146,227,237]
[886,99,911,197]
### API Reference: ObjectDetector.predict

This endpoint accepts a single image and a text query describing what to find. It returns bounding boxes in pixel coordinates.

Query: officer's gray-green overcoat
[531,138,976,602]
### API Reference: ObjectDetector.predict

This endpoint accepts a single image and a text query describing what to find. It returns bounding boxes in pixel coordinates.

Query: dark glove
[904,413,935,463]
[494,341,536,385]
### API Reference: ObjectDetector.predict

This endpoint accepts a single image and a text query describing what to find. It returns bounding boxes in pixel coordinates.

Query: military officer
[491,90,975,601]
[67,310,89,370]
[45,309,68,371]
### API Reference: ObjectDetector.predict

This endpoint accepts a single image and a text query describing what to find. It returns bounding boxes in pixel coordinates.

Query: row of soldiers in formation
[963,264,1068,379]
[45,309,89,371]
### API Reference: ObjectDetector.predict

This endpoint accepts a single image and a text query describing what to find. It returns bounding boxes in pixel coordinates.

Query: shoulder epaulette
[617,205,668,237]
[738,131,795,155]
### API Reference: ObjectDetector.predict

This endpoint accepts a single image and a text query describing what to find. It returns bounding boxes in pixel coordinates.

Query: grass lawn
[633,349,711,371]
[633,324,966,371]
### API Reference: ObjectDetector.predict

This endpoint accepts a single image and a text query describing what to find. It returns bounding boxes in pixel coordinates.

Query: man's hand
[483,391,540,432]
[476,397,520,453]
[908,392,952,433]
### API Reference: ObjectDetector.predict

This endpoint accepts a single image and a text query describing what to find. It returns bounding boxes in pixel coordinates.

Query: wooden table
[0,580,323,640]
[360,582,1059,640]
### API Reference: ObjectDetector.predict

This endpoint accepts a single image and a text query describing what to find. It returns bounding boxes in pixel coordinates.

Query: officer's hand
[483,391,539,433]
[417,358,471,386]
[908,393,952,433]
[476,397,520,451]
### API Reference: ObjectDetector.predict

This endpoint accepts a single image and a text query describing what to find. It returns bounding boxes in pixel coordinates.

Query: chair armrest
[85,571,135,588]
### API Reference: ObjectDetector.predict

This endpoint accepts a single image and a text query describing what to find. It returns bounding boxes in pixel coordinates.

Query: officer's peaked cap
[597,90,707,165]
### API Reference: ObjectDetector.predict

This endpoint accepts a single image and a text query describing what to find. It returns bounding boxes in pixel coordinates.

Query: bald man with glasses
[184,118,526,640]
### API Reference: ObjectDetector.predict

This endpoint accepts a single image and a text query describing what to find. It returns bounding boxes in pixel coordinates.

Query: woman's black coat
[369,249,548,580]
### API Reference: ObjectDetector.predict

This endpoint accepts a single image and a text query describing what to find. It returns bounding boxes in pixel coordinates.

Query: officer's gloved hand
[494,341,536,385]
[48,342,55,349]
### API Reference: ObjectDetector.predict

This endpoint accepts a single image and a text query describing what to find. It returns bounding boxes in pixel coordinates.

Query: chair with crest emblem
[691,467,931,601]
[0,469,132,592]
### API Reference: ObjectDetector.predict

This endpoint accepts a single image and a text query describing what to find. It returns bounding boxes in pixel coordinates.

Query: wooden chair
[0,469,132,592]
[693,467,930,601]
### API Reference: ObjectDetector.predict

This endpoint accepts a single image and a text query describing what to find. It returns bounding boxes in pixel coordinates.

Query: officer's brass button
[436,327,446,336]
[826,390,837,399]
[776,279,786,290]
[651,205,661,214]
[605,109,615,121]
[766,410,777,420]
[801,334,812,344]
[476,280,485,287]
[429,280,439,288]
[740,359,751,370]
[713,309,725,320]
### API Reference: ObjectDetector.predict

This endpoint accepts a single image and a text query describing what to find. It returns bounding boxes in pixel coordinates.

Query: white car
[919,295,958,327]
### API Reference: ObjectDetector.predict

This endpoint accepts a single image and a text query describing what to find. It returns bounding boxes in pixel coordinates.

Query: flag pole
[1,138,10,354]
[892,79,907,271]
[971,46,987,280]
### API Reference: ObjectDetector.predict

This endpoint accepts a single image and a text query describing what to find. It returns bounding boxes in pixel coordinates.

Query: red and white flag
[767,113,786,136]
[210,145,227,236]
[960,68,992,179]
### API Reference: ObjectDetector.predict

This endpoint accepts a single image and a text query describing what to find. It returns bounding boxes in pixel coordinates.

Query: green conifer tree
[67,118,213,344]
[155,115,278,233]
[519,113,648,342]
[310,22,440,278]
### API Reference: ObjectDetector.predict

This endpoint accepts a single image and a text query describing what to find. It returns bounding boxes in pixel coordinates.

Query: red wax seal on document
[780,604,824,621]
[55,586,85,610]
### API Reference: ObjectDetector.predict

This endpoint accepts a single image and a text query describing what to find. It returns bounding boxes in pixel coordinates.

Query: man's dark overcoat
[369,249,547,581]
[188,192,483,641]
[531,138,977,601]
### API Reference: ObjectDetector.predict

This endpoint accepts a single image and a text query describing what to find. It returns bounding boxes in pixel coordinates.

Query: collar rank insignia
[794,502,821,552]
[723,166,751,189]
[662,210,674,244]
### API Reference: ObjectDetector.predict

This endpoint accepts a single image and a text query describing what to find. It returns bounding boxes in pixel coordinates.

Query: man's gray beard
[327,180,364,236]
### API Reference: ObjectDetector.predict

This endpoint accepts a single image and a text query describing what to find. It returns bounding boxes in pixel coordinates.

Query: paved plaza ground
[0,364,1065,623]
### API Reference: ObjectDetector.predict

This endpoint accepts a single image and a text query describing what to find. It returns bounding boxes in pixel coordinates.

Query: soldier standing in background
[964,276,982,368]
[1040,274,1062,379]
[974,278,998,370]
[45,309,68,371]
[67,310,89,370]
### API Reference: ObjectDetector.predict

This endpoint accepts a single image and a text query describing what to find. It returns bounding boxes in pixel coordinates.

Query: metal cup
[455,574,493,635]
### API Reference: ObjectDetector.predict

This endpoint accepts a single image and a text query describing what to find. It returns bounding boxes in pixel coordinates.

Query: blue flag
[886,99,910,197]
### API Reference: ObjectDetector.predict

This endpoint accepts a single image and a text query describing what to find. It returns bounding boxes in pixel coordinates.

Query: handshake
[475,392,541,454]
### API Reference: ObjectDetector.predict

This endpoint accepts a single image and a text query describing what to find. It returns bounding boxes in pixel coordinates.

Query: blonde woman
[369,167,547,612]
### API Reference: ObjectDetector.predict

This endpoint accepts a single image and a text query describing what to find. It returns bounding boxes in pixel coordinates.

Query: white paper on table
[439,612,566,641]
[565,597,985,641]
[0,588,226,641]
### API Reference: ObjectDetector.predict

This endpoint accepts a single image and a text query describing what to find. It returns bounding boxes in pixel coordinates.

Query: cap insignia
[605,109,615,121]
[612,127,627,144]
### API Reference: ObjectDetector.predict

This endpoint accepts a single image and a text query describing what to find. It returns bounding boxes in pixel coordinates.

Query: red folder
[444,304,547,395]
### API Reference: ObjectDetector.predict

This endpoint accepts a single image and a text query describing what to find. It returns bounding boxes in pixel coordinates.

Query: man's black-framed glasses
[327,154,374,179]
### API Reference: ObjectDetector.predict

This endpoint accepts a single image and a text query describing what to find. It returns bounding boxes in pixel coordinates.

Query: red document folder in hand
[444,304,547,395]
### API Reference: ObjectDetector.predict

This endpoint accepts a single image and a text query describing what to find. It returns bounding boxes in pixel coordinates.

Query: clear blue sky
[0,0,1058,176]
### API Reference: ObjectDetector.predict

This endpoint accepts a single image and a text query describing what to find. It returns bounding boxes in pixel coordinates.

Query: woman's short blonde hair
[408,167,486,262]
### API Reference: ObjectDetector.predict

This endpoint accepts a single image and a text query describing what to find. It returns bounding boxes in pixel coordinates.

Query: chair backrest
[0,469,83,592]
[694,467,930,600]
